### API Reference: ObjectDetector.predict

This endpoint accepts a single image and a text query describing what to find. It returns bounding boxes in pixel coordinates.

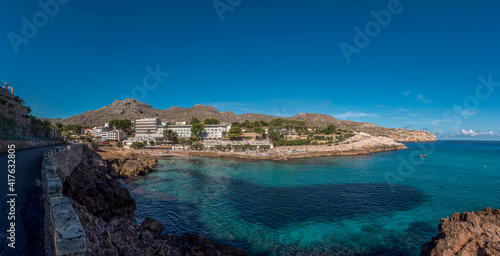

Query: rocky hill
[50,99,163,126]
[341,120,437,142]
[51,98,436,142]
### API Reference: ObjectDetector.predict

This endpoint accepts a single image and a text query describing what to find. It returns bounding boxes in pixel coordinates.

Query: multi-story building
[167,124,231,139]
[92,126,109,137]
[95,128,125,141]
[165,125,191,138]
[201,124,232,139]
[106,130,125,141]
[135,118,162,137]
[132,118,231,140]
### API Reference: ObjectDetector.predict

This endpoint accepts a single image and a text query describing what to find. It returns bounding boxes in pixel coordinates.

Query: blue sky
[1,0,499,139]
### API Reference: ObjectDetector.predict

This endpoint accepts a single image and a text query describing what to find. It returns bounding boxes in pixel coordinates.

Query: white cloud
[403,91,411,96]
[415,95,431,103]
[460,129,477,136]
[455,129,499,137]
[335,111,379,119]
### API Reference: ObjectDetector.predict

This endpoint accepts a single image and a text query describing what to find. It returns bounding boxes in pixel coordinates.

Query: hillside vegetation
[0,87,53,140]
[50,98,436,142]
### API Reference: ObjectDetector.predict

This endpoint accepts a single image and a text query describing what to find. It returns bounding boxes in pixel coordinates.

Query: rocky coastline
[105,153,158,177]
[421,207,500,256]
[115,132,408,161]
[47,143,500,256]
[51,144,247,255]
[185,144,406,160]
[181,132,407,160]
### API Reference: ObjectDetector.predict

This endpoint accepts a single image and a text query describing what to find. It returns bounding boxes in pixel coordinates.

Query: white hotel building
[166,124,231,139]
[133,118,231,140]
[135,118,163,138]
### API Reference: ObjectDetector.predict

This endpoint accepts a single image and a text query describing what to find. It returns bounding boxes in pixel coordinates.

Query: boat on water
[418,154,427,157]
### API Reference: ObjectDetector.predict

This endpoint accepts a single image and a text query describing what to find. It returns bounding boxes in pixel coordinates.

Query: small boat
[418,154,427,157]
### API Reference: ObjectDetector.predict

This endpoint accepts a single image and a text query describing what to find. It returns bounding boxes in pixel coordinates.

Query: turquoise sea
[122,140,500,255]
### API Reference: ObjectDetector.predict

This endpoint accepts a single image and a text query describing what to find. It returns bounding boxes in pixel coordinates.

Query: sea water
[122,140,500,255]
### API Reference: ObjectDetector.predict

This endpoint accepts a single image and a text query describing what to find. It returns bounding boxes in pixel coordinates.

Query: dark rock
[141,217,164,235]
[62,160,136,221]
[421,207,500,256]
[62,145,247,256]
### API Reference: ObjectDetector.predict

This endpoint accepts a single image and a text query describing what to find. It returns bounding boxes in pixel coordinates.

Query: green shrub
[131,142,145,149]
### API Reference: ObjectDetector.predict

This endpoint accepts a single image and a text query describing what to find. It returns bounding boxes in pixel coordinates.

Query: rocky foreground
[54,144,247,255]
[421,207,500,256]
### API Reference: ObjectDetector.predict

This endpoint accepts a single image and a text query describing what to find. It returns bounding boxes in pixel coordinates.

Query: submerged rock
[421,207,500,256]
[72,200,248,256]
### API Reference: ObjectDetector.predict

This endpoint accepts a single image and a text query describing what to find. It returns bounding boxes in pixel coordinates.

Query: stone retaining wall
[0,139,64,153]
[42,145,86,256]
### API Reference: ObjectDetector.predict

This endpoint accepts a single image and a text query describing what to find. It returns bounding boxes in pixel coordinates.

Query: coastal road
[0,144,66,256]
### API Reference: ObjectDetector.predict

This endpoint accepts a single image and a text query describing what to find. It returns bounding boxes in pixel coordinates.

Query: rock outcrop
[54,144,246,255]
[62,161,137,221]
[341,120,437,142]
[421,207,500,256]
[106,154,158,177]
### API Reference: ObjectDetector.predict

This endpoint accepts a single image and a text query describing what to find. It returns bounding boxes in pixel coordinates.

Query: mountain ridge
[49,98,436,142]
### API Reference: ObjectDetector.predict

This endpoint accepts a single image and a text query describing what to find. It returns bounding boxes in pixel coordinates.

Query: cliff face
[386,130,437,142]
[53,144,247,256]
[341,120,437,142]
[421,207,500,256]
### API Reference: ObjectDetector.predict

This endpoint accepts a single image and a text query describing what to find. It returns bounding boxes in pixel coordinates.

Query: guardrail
[42,146,86,256]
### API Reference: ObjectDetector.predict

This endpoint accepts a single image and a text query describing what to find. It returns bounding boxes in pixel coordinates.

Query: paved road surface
[0,144,66,256]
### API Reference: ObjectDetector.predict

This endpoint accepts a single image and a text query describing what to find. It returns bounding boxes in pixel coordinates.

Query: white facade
[201,124,232,139]
[123,137,148,146]
[167,124,231,139]
[92,126,109,137]
[166,125,192,138]
[98,129,125,141]
[135,118,162,137]
[132,118,231,140]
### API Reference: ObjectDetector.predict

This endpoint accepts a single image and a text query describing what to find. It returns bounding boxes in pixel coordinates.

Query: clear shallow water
[122,140,500,255]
